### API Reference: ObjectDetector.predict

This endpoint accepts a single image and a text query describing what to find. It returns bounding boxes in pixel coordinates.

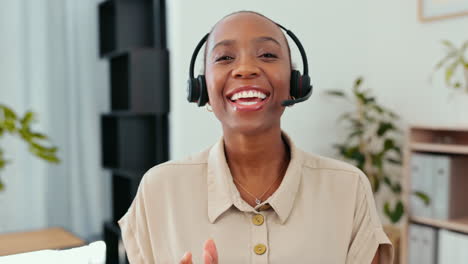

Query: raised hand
[179,239,218,264]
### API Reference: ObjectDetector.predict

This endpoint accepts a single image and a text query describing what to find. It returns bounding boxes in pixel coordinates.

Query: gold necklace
[233,161,288,205]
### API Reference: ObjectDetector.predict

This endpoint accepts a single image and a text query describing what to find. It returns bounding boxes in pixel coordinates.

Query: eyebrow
[254,36,281,46]
[211,39,236,51]
[210,36,281,52]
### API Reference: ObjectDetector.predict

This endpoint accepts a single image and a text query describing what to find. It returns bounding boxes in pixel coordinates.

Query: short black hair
[202,10,292,73]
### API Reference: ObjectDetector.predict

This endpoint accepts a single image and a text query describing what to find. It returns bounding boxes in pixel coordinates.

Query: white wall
[167,1,468,224]
[168,0,468,161]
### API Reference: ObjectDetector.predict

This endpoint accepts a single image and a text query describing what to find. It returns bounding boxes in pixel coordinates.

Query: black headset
[187,23,313,107]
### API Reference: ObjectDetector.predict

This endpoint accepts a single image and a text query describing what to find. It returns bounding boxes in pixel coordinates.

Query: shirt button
[252,214,264,226]
[254,243,267,255]
[258,204,271,211]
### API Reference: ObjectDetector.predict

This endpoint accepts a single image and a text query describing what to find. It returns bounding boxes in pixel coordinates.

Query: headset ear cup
[187,78,199,103]
[290,70,300,99]
[301,74,312,97]
[197,75,208,106]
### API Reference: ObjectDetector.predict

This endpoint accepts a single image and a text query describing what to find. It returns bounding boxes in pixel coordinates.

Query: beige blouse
[118,133,393,263]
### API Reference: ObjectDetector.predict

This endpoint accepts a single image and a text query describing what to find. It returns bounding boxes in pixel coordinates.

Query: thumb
[203,239,218,264]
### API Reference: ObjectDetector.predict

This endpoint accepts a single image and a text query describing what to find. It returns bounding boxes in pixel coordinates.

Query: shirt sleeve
[346,172,394,264]
[118,174,154,264]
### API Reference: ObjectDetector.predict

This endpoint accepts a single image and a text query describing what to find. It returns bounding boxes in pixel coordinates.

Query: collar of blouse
[207,131,305,224]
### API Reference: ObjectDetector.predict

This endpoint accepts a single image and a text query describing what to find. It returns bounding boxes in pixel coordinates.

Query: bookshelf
[410,216,468,234]
[401,125,468,264]
[98,0,168,263]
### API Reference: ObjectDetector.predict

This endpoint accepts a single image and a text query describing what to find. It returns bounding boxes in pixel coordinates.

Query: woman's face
[204,13,291,135]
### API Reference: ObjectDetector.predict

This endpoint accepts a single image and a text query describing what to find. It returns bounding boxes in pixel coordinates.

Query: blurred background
[0,0,467,263]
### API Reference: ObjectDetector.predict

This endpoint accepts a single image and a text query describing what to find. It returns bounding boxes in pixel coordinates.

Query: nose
[231,58,260,79]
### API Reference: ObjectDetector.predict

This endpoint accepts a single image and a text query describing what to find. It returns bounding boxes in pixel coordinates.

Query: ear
[291,62,298,71]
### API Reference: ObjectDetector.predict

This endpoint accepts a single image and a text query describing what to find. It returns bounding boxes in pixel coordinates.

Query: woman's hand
[179,239,219,264]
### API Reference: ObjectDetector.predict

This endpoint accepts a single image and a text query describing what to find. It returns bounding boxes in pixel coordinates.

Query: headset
[187,23,313,107]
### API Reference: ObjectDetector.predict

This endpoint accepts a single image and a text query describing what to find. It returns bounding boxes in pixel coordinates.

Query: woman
[119,11,393,264]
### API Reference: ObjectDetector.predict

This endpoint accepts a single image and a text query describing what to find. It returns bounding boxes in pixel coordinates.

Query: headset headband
[189,23,309,79]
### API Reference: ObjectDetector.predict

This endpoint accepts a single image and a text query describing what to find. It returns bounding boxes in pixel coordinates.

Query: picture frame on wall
[419,0,468,22]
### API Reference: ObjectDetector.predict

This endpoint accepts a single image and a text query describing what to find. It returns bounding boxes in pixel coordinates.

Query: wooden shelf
[410,216,468,234]
[410,125,468,132]
[410,142,468,154]
[401,125,468,264]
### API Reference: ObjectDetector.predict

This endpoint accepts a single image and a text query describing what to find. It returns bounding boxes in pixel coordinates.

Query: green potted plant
[0,104,60,190]
[433,40,468,92]
[325,77,430,263]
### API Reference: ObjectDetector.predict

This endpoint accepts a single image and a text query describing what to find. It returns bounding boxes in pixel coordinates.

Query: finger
[179,251,192,264]
[203,239,219,264]
[203,250,213,264]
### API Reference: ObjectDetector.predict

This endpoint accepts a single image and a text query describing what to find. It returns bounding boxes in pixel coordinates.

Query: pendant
[255,198,261,205]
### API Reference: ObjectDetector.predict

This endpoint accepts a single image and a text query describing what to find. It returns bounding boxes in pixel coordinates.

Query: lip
[226,85,271,112]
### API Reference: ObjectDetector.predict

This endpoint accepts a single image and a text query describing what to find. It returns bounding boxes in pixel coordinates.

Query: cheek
[205,69,227,104]
[271,70,291,97]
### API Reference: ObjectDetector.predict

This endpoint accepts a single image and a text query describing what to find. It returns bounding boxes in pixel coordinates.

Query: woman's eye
[260,53,278,59]
[215,55,234,62]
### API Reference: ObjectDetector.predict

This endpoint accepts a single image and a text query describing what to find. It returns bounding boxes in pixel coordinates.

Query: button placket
[250,212,268,263]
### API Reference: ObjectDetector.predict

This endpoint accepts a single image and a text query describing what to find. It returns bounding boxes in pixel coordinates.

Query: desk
[0,227,85,256]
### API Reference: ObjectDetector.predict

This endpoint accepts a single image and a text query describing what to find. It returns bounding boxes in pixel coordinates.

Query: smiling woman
[118,11,393,264]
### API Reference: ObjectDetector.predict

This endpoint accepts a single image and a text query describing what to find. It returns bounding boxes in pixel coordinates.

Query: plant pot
[383,225,401,264]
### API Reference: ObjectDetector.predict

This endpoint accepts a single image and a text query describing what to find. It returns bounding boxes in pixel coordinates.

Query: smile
[227,88,270,112]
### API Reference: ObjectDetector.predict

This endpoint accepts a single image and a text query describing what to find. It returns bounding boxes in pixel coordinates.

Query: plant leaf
[30,142,58,154]
[355,91,367,104]
[445,59,460,86]
[384,200,404,224]
[325,90,347,98]
[392,183,402,194]
[20,111,35,126]
[434,51,457,70]
[31,133,48,140]
[372,153,384,169]
[461,40,468,52]
[384,138,395,151]
[377,122,394,137]
[1,105,17,120]
[413,191,431,206]
[337,113,353,123]
[387,158,402,165]
[383,176,392,187]
[373,175,381,193]
[441,40,456,52]
[347,129,364,141]
[354,77,363,91]
[365,97,376,104]
[372,104,384,114]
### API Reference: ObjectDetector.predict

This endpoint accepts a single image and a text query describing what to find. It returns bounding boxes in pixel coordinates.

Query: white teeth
[238,101,257,105]
[229,90,267,101]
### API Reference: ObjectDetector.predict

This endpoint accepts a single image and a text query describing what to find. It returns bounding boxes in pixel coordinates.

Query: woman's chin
[223,121,279,136]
